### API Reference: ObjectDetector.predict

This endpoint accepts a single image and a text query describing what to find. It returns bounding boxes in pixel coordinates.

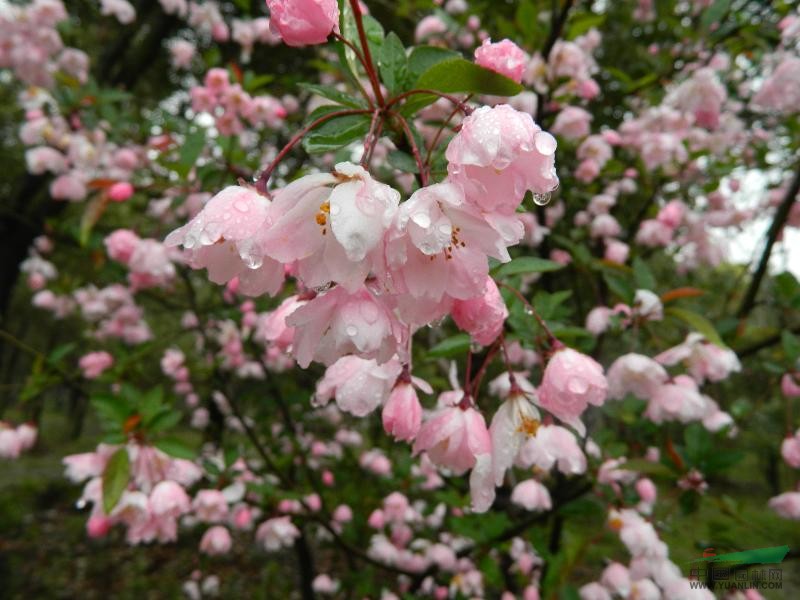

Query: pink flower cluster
[0,422,37,459]
[191,68,287,136]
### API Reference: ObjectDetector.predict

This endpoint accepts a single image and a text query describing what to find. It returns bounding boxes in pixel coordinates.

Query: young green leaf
[298,83,367,108]
[492,257,565,278]
[414,58,524,96]
[302,113,371,154]
[102,447,130,514]
[154,437,196,460]
[378,32,409,96]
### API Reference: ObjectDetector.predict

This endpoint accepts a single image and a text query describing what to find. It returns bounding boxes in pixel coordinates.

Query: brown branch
[737,166,800,318]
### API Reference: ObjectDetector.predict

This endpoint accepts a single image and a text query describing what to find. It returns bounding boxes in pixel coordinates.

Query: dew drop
[76,499,86,510]
[329,203,341,216]
[346,325,358,337]
[524,306,534,316]
[222,212,232,220]
[234,198,250,212]
[532,192,551,206]
[313,282,333,293]
[411,211,432,229]
[437,223,452,235]
[199,230,216,245]
[534,131,557,155]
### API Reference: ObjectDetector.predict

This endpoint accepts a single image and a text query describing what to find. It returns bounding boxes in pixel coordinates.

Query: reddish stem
[496,280,561,347]
[255,108,371,195]
[470,339,502,399]
[348,0,385,107]
[388,110,428,186]
[386,89,473,115]
[331,32,375,109]
[423,97,470,170]
[360,109,382,167]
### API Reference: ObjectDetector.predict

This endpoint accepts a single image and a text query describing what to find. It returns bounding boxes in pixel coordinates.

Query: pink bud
[200,525,232,555]
[321,470,335,486]
[635,478,657,503]
[382,383,422,442]
[367,509,385,529]
[86,515,113,538]
[108,182,134,202]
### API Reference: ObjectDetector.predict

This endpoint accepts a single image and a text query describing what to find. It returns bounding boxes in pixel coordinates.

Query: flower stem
[255,108,371,195]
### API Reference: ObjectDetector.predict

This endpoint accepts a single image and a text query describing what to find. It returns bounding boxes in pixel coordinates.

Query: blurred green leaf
[102,447,130,514]
[665,307,725,347]
[493,257,565,278]
[427,334,471,358]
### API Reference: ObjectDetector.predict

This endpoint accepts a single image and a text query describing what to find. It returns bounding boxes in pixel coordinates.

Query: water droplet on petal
[532,192,551,206]
[329,203,341,216]
[346,325,358,337]
[437,223,452,235]
[234,198,250,212]
[534,131,557,155]
[412,211,431,229]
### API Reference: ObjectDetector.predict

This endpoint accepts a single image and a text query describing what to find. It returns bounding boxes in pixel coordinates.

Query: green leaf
[297,83,367,108]
[154,436,196,460]
[387,150,419,173]
[603,272,635,304]
[146,410,182,433]
[665,307,725,347]
[302,113,371,154]
[632,257,656,290]
[138,387,164,423]
[378,32,408,96]
[701,0,731,29]
[243,73,274,93]
[48,342,77,364]
[427,333,471,358]
[102,447,130,514]
[91,394,132,427]
[782,331,800,363]
[407,46,461,80]
[175,128,206,177]
[492,256,565,278]
[415,58,523,96]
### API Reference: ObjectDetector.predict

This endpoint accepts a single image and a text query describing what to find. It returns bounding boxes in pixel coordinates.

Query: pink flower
[149,481,191,518]
[656,200,686,228]
[0,427,22,459]
[538,348,607,433]
[451,277,508,346]
[79,351,114,379]
[607,353,669,400]
[488,379,540,485]
[769,492,800,520]
[105,229,141,264]
[258,163,399,292]
[315,355,401,416]
[578,583,611,600]
[15,423,36,451]
[266,0,339,47]
[256,516,300,550]
[414,403,491,474]
[312,574,340,595]
[382,382,423,442]
[193,489,229,523]
[474,39,527,83]
[165,185,284,296]
[550,106,592,140]
[644,376,710,424]
[751,57,800,114]
[511,479,552,511]
[286,286,402,368]
[108,182,134,202]
[518,425,586,474]
[50,173,87,201]
[601,563,631,597]
[604,239,629,264]
[200,526,232,555]
[635,219,674,247]
[781,373,800,398]
[446,105,558,215]
[781,432,800,469]
[655,333,741,384]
